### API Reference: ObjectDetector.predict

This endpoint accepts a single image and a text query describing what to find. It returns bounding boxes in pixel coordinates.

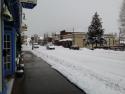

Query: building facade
[103,33,118,47]
[0,0,37,94]
[119,27,125,44]
[59,31,86,48]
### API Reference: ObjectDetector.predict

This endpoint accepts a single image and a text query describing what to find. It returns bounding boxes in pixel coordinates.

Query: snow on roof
[39,36,43,40]
[59,38,72,42]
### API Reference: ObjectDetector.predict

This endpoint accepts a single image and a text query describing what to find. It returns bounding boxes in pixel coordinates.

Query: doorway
[3,33,12,76]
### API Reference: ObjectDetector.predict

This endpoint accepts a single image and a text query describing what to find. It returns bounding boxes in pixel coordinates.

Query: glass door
[3,34,12,76]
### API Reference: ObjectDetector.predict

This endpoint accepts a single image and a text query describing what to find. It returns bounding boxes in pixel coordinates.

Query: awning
[4,0,21,32]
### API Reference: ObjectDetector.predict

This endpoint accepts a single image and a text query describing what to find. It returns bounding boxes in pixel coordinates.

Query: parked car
[46,43,55,50]
[70,45,79,50]
[33,43,39,48]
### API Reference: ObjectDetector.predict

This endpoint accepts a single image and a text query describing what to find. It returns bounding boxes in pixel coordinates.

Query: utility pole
[119,27,121,45]
[73,27,75,45]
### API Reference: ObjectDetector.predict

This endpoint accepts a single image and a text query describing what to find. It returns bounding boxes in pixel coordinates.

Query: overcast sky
[24,0,123,36]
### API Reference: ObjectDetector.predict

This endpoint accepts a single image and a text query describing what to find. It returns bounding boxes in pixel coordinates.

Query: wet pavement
[12,51,86,94]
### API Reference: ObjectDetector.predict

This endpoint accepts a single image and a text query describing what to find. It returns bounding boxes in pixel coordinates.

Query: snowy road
[23,45,125,94]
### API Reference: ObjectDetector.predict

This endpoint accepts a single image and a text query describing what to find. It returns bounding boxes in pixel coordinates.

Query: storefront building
[0,0,37,94]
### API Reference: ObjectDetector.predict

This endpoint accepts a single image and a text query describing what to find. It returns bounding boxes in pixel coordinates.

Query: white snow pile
[23,45,125,94]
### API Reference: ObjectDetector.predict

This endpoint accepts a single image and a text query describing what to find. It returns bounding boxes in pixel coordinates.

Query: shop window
[4,34,11,72]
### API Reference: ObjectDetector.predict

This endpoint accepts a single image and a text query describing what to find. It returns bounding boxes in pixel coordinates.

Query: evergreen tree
[87,12,104,48]
[120,0,125,27]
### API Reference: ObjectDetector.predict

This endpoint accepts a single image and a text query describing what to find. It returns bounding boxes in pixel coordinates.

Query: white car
[46,43,55,50]
[33,43,39,48]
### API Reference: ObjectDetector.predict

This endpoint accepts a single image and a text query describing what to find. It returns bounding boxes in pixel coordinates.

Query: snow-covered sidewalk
[23,45,125,94]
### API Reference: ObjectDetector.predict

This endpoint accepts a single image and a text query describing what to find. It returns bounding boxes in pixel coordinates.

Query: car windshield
[50,44,54,46]
[33,43,38,45]
[48,44,54,46]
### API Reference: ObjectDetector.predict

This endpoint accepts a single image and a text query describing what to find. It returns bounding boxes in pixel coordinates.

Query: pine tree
[119,1,125,45]
[87,12,104,48]
[120,0,125,27]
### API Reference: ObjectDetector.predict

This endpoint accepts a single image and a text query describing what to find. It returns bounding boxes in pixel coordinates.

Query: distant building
[119,27,125,44]
[34,34,39,43]
[52,33,61,45]
[60,30,72,39]
[59,30,87,48]
[21,34,28,44]
[38,36,43,45]
[0,0,37,94]
[103,33,118,47]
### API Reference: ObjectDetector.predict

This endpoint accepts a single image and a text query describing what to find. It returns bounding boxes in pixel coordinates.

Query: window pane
[4,42,7,48]
[7,63,11,69]
[7,35,10,41]
[4,57,7,63]
[7,56,11,62]
[7,49,11,55]
[4,35,6,41]
[7,42,10,48]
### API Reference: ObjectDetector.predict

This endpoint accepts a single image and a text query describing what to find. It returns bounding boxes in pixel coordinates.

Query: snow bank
[23,45,125,94]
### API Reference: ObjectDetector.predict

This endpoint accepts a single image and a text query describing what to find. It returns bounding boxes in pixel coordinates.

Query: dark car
[33,43,39,48]
[70,45,79,50]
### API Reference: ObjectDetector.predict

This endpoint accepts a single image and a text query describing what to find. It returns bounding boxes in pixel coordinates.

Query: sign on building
[20,0,37,9]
